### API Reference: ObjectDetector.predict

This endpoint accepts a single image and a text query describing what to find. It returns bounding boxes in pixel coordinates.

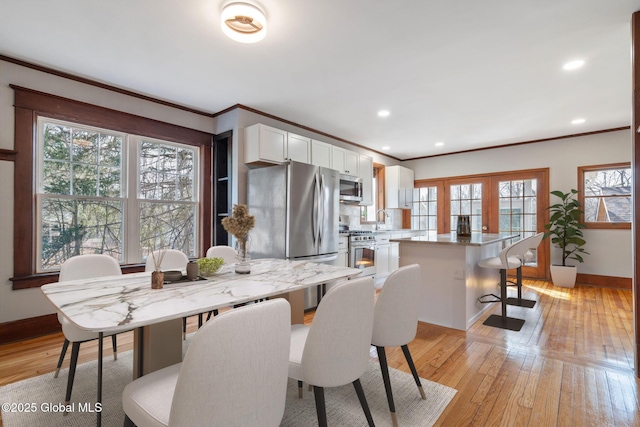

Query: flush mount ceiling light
[221,2,267,43]
[435,142,444,147]
[571,118,586,125]
[563,59,585,71]
[382,146,390,150]
[378,110,390,117]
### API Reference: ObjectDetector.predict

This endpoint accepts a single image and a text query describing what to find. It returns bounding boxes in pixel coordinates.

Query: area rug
[1,350,456,427]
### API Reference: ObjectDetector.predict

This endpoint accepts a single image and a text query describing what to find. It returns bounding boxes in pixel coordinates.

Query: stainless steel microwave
[339,174,362,203]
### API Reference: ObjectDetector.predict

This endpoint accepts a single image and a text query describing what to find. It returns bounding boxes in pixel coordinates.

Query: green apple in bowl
[197,257,225,277]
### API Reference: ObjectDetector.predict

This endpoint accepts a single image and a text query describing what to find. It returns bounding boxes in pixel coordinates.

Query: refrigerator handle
[319,173,325,245]
[313,172,320,247]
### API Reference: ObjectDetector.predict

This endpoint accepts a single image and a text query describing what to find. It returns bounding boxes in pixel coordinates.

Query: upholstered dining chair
[144,249,189,273]
[205,245,237,263]
[478,235,542,331]
[145,249,191,338]
[122,298,291,427]
[372,264,426,427]
[203,245,238,321]
[54,254,127,404]
[289,276,376,427]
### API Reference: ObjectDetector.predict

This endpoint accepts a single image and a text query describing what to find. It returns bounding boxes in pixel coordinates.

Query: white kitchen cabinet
[311,139,332,168]
[375,233,391,286]
[385,165,415,209]
[337,235,349,267]
[359,155,373,206]
[244,124,310,165]
[331,146,359,175]
[245,123,286,164]
[286,132,311,163]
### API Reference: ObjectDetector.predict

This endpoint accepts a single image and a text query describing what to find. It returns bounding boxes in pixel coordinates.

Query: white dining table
[41,258,362,426]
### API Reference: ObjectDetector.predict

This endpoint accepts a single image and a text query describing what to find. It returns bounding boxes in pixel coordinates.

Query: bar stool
[478,237,532,331]
[504,232,544,308]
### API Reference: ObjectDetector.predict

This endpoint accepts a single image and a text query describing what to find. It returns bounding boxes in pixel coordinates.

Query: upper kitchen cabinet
[244,123,310,165]
[385,165,414,209]
[331,145,359,175]
[359,155,373,206]
[311,139,332,168]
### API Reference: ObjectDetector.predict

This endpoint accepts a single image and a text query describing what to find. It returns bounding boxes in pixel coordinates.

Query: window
[11,86,212,289]
[578,163,632,229]
[36,119,199,271]
[410,186,438,233]
[413,169,548,278]
[449,183,484,233]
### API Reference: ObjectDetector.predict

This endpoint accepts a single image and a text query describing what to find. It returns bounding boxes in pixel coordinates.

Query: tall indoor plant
[543,189,589,287]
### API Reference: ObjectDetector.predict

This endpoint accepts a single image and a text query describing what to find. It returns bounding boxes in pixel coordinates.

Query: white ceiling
[0,0,638,160]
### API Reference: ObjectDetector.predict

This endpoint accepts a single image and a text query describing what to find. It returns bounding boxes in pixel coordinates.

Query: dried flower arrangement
[221,204,255,259]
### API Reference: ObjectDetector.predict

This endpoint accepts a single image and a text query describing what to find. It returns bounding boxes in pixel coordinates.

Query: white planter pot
[550,265,577,288]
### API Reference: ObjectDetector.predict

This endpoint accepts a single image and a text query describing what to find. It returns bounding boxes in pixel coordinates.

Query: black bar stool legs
[505,266,537,308]
[482,269,525,331]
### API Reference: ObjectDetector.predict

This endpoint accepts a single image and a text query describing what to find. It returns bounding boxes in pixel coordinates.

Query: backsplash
[338,204,403,230]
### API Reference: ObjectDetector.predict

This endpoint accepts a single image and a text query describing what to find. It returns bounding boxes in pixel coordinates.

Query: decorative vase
[151,270,164,289]
[186,261,199,281]
[234,238,251,274]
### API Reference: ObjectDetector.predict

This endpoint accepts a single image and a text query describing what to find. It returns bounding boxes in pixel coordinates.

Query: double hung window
[37,118,199,271]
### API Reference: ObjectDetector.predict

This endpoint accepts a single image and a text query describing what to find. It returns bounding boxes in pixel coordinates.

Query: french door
[414,168,549,279]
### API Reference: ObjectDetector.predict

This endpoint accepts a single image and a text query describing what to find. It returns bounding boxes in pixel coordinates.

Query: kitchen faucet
[375,209,389,231]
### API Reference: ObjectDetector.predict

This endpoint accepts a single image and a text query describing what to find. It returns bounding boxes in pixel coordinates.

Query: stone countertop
[42,258,361,332]
[390,233,518,246]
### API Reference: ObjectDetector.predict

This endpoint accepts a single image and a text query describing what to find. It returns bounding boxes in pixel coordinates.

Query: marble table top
[390,233,519,246]
[42,258,361,333]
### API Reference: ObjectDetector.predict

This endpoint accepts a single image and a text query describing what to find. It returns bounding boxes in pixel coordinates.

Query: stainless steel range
[348,230,377,278]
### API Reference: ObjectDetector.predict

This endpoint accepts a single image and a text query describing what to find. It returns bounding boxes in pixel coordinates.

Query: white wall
[0,60,215,323]
[403,129,633,278]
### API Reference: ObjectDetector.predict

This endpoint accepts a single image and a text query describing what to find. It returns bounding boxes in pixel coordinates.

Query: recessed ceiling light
[435,142,444,147]
[571,118,586,125]
[563,59,585,71]
[377,110,390,117]
[221,2,267,43]
[382,146,390,150]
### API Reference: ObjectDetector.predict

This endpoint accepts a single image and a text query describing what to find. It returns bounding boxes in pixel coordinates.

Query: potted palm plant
[543,189,589,288]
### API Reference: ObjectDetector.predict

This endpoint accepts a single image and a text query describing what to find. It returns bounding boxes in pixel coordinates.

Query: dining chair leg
[313,385,328,427]
[64,342,81,404]
[182,317,187,340]
[205,309,219,322]
[401,344,426,400]
[298,380,303,398]
[111,335,118,361]
[123,415,135,427]
[54,338,70,378]
[198,313,203,328]
[97,332,103,427]
[376,346,398,427]
[352,378,376,427]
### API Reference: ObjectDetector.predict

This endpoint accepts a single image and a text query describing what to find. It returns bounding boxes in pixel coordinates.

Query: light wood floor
[0,279,638,426]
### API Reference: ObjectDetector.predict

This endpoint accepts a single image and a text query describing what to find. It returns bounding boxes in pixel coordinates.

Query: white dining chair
[372,264,425,427]
[289,276,376,427]
[122,298,291,427]
[145,249,191,338]
[203,246,238,321]
[205,245,237,264]
[478,235,542,331]
[144,249,189,273]
[54,254,127,404]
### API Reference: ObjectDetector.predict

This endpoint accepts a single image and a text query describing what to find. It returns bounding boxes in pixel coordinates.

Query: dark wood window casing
[10,85,213,290]
[578,163,632,230]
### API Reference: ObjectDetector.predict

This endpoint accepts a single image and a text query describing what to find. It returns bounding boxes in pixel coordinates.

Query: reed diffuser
[150,248,167,289]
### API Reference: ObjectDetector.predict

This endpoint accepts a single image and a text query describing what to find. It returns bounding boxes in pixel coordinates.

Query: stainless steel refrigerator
[247,161,339,309]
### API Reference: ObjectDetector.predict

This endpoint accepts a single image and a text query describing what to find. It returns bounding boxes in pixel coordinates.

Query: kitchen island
[390,233,517,331]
